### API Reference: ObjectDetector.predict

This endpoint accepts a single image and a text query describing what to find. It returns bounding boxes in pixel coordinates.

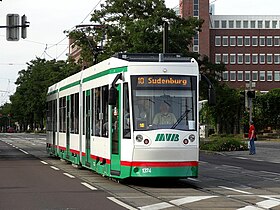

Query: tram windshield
[131,75,197,131]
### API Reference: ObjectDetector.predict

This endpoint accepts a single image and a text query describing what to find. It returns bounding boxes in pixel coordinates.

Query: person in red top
[248,121,256,155]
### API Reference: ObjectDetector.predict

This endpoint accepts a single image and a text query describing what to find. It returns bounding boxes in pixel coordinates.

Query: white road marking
[222,165,241,169]
[63,173,75,178]
[257,199,280,209]
[219,186,253,195]
[236,157,249,160]
[139,202,173,210]
[187,178,201,182]
[81,182,97,190]
[50,166,60,171]
[260,171,280,176]
[40,161,48,165]
[107,197,137,210]
[199,161,208,164]
[170,196,218,205]
[19,149,29,154]
[237,206,263,210]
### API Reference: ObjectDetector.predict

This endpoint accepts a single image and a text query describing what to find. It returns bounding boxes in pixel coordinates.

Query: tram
[46,53,207,179]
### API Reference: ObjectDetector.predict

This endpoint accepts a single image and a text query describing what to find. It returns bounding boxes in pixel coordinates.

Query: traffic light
[21,15,28,39]
[6,14,19,41]
[247,90,255,98]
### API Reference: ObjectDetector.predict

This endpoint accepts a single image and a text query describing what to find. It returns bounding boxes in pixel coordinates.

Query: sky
[0,0,279,105]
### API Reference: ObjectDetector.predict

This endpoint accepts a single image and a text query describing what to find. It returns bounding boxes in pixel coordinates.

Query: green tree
[10,58,80,131]
[67,0,203,63]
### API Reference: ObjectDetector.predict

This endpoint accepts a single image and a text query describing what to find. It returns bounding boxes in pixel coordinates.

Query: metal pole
[249,80,253,122]
[163,22,168,53]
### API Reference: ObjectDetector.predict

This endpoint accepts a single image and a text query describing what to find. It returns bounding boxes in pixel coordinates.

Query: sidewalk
[220,140,280,163]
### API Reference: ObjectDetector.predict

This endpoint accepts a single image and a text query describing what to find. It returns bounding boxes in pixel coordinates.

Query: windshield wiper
[171,109,190,129]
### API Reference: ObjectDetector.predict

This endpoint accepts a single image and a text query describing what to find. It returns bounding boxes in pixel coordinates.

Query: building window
[272,20,278,28]
[267,36,273,46]
[215,36,221,46]
[265,20,270,28]
[267,54,273,64]
[259,36,265,46]
[274,36,280,46]
[237,71,243,81]
[230,54,236,64]
[222,71,228,81]
[258,20,263,28]
[252,71,258,81]
[245,54,251,64]
[214,20,220,28]
[222,54,228,64]
[221,20,227,28]
[251,20,256,28]
[245,71,250,81]
[229,20,234,28]
[230,71,236,81]
[230,36,236,46]
[222,36,228,46]
[236,20,241,28]
[237,54,243,64]
[215,54,221,64]
[275,71,280,81]
[193,0,199,17]
[237,36,243,46]
[252,54,258,64]
[274,54,280,64]
[267,71,273,81]
[260,54,265,64]
[243,20,249,28]
[252,36,258,46]
[244,36,250,46]
[259,71,265,81]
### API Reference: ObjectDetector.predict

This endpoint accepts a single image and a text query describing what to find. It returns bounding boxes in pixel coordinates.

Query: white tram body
[46,53,199,179]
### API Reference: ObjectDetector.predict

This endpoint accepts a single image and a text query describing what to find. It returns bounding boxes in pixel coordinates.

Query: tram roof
[113,53,193,62]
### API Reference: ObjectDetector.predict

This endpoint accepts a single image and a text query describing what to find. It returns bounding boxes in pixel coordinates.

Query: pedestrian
[248,121,256,155]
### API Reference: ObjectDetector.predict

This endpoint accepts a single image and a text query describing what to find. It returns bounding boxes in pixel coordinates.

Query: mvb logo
[155,134,179,141]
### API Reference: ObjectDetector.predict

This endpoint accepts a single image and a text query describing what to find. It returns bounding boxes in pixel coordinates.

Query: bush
[200,135,248,152]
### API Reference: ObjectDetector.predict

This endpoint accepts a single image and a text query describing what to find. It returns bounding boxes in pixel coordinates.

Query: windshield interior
[131,75,197,131]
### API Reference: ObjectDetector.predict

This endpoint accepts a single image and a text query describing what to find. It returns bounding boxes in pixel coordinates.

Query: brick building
[180,0,280,91]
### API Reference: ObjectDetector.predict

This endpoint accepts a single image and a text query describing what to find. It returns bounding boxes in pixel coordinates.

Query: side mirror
[109,86,117,105]
[208,88,216,106]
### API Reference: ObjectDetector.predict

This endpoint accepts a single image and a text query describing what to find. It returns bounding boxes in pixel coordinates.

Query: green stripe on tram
[82,66,127,83]
[49,66,128,94]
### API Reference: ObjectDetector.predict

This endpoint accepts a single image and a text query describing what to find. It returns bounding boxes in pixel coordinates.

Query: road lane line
[81,182,97,190]
[107,197,137,210]
[260,171,280,176]
[236,157,249,160]
[187,178,201,182]
[170,196,218,205]
[19,149,29,154]
[50,166,60,171]
[222,165,241,169]
[257,199,280,209]
[40,161,48,165]
[219,186,253,194]
[139,202,173,210]
[63,173,75,178]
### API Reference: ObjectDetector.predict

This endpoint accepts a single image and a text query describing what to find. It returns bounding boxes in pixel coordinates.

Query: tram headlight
[188,134,195,142]
[136,135,143,142]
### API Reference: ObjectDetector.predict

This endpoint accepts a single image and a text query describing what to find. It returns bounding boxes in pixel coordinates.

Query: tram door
[66,96,70,159]
[110,84,121,176]
[85,91,91,167]
[52,100,57,154]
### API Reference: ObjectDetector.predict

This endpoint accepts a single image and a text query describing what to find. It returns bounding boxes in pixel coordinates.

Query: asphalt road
[0,140,126,210]
[1,133,280,210]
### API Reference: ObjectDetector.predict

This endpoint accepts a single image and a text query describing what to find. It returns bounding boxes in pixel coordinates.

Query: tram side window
[102,85,109,137]
[83,91,85,135]
[123,83,131,138]
[70,93,79,134]
[46,101,52,131]
[94,87,101,136]
[54,100,57,132]
[59,97,66,132]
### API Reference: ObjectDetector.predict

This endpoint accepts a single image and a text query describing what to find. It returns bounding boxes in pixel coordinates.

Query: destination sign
[134,75,192,89]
